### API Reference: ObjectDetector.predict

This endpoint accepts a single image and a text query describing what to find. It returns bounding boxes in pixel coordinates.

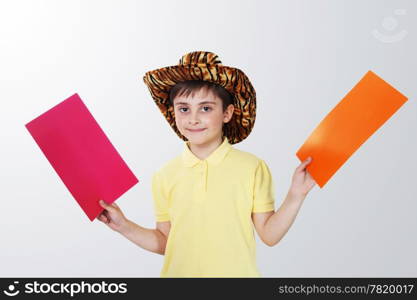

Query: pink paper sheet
[25,93,139,221]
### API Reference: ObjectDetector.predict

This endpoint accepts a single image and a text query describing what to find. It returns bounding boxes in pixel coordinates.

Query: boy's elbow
[264,238,278,247]
[157,240,167,255]
[155,229,168,255]
[157,248,166,255]
[258,232,278,247]
[155,243,166,255]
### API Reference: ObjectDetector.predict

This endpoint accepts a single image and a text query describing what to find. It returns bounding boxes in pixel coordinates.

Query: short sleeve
[151,171,170,222]
[252,160,275,213]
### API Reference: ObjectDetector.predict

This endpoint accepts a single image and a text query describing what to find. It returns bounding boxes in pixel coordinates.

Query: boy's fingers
[296,157,312,171]
[99,200,120,211]
[302,157,312,167]
[103,209,110,218]
[99,200,115,212]
[97,214,108,223]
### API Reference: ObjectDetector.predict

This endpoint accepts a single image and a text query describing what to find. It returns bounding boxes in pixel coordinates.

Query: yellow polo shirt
[151,136,275,277]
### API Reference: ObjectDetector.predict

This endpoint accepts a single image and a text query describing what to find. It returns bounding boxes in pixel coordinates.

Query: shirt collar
[182,136,232,167]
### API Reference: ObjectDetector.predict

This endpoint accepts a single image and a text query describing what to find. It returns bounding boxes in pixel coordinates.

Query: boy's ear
[223,104,234,123]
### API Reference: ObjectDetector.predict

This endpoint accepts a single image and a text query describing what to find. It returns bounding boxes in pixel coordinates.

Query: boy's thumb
[99,200,112,211]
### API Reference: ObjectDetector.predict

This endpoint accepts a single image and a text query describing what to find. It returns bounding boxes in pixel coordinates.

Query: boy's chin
[185,133,222,146]
[185,135,207,144]
[183,131,208,142]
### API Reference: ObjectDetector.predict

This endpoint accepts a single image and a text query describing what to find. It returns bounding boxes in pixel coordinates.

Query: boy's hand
[96,200,129,233]
[289,157,316,198]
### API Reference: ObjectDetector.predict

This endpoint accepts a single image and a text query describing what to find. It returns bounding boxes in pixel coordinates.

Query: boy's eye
[178,106,212,113]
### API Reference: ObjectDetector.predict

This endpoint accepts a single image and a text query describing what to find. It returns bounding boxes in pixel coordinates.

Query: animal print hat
[142,51,256,144]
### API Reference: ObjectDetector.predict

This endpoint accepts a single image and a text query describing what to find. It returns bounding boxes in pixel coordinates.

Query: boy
[97,51,316,277]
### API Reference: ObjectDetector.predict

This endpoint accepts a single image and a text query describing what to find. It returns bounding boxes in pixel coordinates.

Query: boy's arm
[98,200,170,255]
[252,191,305,247]
[118,220,170,255]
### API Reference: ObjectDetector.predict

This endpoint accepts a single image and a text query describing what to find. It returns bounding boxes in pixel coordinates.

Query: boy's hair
[169,80,234,112]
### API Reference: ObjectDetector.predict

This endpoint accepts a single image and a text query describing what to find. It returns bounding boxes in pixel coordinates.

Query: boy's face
[172,88,234,146]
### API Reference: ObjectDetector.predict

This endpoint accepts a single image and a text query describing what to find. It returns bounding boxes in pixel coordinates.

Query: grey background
[0,0,415,277]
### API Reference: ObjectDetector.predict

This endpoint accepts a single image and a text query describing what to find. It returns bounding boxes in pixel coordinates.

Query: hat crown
[179,51,222,66]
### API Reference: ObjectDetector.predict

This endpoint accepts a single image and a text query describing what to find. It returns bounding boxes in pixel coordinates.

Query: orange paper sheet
[296,70,408,188]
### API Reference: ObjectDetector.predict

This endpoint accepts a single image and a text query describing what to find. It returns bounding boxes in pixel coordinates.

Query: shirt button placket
[203,160,208,192]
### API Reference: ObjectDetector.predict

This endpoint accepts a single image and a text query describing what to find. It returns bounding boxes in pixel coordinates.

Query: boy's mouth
[187,128,206,132]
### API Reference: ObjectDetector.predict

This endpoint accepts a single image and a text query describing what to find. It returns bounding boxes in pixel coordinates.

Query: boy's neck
[187,135,224,161]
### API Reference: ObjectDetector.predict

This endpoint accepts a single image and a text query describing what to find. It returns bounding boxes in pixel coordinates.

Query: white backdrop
[1,0,416,277]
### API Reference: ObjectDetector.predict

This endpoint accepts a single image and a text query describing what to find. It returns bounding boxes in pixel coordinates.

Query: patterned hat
[142,51,256,144]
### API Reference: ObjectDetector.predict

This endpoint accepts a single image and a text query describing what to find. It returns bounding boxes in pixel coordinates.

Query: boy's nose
[188,115,201,125]
[188,120,200,125]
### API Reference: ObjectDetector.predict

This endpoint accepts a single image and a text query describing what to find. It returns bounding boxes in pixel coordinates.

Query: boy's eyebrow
[174,101,217,106]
